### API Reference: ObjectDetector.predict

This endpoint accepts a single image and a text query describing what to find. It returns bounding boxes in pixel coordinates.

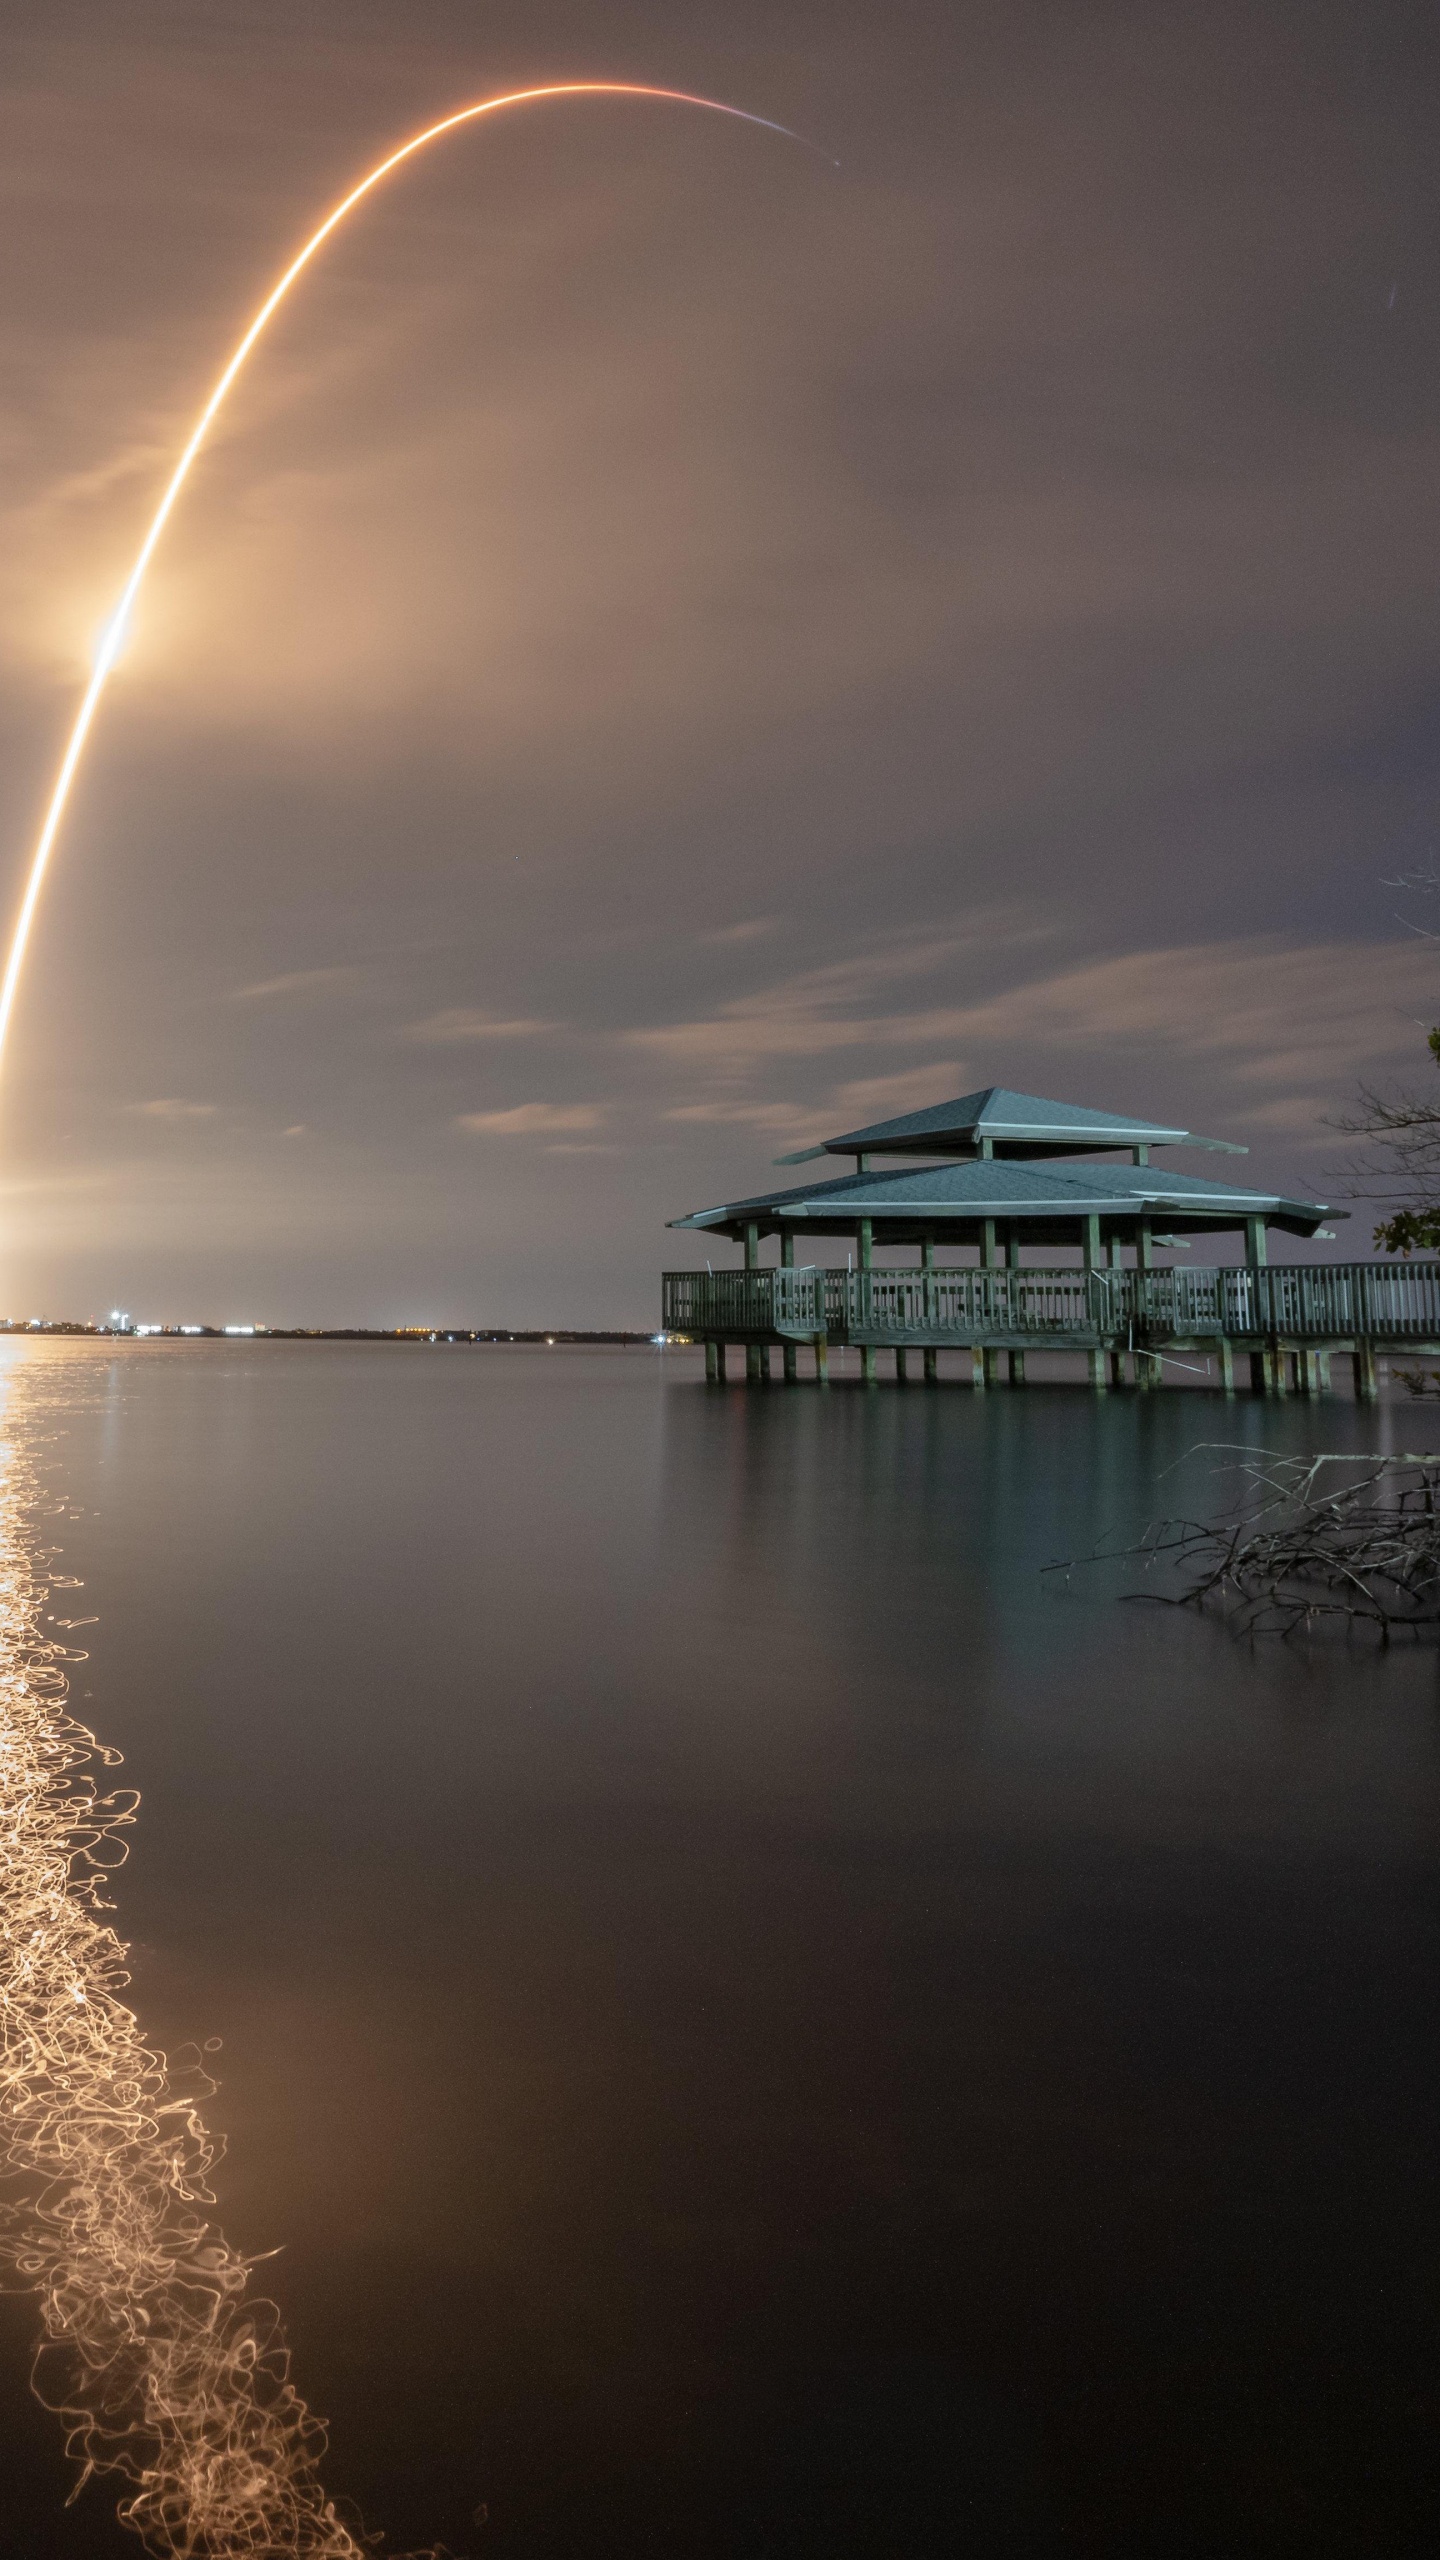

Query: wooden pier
[661,1262,1440,1397]
[661,1082,1392,1394]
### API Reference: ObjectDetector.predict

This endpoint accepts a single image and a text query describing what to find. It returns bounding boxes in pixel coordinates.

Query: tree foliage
[1338,1024,1440,1254]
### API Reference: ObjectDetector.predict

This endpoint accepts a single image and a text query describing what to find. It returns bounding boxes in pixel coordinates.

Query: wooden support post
[1082,1214,1107,1392]
[970,1345,986,1391]
[779,1227,794,1361]
[1004,1227,1026,1385]
[1298,1348,1320,1396]
[1316,1350,1332,1394]
[705,1339,718,1384]
[716,1341,729,1383]
[895,1348,908,1384]
[857,1217,875,1384]
[920,1236,936,1384]
[1353,1341,1378,1402]
[742,1228,762,1386]
[978,1223,999,1386]
[1249,1350,1266,1395]
[1217,1338,1234,1396]
[1271,1343,1289,1397]
[1106,1237,1125,1384]
[782,1343,797,1383]
[1132,1225,1155,1386]
[813,1333,828,1384]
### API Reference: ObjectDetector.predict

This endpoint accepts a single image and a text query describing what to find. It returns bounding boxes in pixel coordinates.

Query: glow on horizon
[0,81,822,1084]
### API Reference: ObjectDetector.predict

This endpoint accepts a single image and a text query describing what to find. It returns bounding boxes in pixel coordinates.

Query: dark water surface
[4,1338,1439,2558]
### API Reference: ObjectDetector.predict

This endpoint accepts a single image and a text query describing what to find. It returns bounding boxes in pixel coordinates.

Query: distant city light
[223,1325,255,1336]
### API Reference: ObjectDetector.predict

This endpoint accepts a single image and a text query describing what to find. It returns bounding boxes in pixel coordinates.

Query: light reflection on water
[1,1339,1439,2558]
[0,1348,383,2557]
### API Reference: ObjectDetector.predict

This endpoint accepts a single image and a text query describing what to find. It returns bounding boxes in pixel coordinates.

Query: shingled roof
[669,1154,1337,1246]
[774,1085,1244,1164]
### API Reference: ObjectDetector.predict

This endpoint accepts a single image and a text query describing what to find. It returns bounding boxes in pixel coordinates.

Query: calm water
[4,1338,1439,2558]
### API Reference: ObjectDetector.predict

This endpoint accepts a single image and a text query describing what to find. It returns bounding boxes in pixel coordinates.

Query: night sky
[1,0,1437,1325]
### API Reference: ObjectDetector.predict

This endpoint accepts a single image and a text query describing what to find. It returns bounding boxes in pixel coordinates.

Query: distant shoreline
[0,1324,667,1346]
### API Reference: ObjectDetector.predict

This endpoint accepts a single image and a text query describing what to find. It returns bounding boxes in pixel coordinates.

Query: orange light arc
[0,81,818,1077]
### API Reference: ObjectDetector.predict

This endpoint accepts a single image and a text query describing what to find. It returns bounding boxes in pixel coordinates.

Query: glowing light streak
[0,83,821,1080]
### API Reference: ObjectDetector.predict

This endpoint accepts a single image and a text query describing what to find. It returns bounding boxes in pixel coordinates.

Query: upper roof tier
[774,1085,1246,1164]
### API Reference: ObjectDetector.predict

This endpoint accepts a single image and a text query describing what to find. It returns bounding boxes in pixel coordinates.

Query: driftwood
[1053,1449,1440,1640]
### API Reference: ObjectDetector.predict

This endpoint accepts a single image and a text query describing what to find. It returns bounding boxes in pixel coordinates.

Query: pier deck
[662,1262,1440,1395]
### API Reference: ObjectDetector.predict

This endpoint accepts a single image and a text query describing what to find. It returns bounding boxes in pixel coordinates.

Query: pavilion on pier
[656,1084,1436,1399]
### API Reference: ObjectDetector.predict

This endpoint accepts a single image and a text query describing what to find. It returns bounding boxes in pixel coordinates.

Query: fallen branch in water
[1050,1448,1440,1641]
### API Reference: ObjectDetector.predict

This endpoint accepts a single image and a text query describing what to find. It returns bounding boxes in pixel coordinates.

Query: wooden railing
[661,1262,1440,1345]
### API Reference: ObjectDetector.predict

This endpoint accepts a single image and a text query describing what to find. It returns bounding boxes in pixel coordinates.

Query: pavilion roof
[774,1085,1244,1163]
[669,1154,1338,1244]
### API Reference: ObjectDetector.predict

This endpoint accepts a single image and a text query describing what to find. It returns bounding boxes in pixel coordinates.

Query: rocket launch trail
[0,83,823,1083]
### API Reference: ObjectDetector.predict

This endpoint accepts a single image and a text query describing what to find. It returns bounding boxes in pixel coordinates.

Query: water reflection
[2,1343,1438,2557]
[0,1384,370,2557]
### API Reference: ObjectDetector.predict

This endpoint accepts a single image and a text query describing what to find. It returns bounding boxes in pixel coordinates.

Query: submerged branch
[1050,1449,1440,1640]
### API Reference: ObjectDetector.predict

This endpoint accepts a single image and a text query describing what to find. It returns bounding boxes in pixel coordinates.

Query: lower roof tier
[668,1155,1338,1246]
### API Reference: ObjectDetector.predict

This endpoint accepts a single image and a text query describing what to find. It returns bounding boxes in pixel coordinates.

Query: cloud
[228,968,362,1004]
[454,1104,604,1136]
[910,942,1437,1094]
[123,1099,217,1120]
[663,1101,821,1131]
[832,1064,967,1116]
[696,919,781,947]
[627,940,971,1068]
[626,933,1440,1200]
[405,1008,555,1044]
[630,938,1435,1102]
[627,923,1058,1071]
